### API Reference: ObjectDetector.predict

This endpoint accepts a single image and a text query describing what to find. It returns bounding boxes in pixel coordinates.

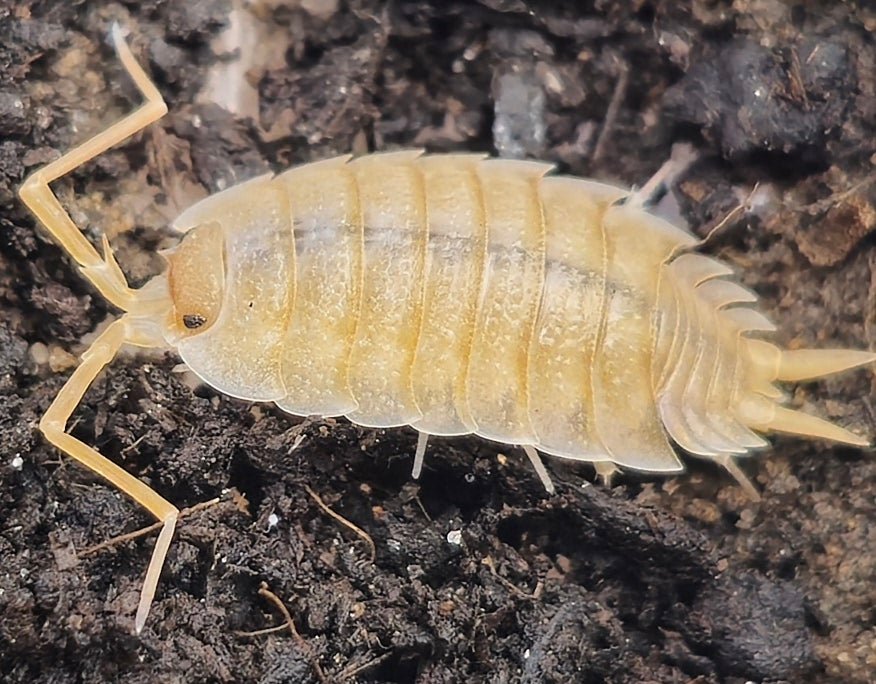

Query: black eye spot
[183,314,207,329]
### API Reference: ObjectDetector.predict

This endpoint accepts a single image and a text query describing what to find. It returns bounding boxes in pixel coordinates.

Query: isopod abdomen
[20,27,873,633]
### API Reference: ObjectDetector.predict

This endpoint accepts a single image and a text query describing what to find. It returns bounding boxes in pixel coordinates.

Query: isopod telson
[19,26,875,634]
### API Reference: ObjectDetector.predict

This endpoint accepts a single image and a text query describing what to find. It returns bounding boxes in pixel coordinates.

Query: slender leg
[626,143,699,209]
[593,461,620,487]
[522,445,555,494]
[40,318,178,634]
[18,24,167,311]
[412,431,429,479]
[719,456,761,501]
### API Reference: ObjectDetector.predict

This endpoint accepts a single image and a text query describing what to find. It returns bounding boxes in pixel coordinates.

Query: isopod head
[162,222,225,341]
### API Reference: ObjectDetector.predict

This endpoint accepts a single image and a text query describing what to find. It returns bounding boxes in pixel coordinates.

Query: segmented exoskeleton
[164,148,873,486]
[19,27,874,633]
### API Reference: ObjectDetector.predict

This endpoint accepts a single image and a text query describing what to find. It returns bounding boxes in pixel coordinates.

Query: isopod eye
[164,222,225,337]
[183,313,207,329]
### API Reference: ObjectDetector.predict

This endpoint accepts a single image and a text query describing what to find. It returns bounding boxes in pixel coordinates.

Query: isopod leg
[412,431,429,479]
[593,461,620,487]
[522,445,556,494]
[626,144,699,209]
[18,24,167,311]
[719,456,761,501]
[39,318,179,634]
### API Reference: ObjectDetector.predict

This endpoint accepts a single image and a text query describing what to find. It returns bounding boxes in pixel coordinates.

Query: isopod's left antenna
[39,318,179,634]
[18,23,168,313]
[19,25,177,634]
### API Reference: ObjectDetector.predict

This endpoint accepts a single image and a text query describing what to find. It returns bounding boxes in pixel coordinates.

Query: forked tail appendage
[739,341,876,446]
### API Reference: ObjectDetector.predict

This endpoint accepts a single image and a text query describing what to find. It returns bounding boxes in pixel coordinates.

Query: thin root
[304,483,377,563]
[336,652,394,681]
[699,182,761,248]
[482,555,544,600]
[790,172,876,214]
[79,495,223,558]
[237,582,329,684]
[592,56,629,162]
[234,623,289,638]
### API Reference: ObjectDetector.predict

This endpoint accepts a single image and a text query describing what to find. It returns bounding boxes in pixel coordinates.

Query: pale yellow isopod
[19,27,875,634]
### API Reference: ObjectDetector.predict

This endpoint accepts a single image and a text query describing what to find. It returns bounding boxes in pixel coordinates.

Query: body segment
[274,155,361,417]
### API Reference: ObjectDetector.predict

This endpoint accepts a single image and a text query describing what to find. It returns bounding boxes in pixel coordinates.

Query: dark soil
[1,1,875,682]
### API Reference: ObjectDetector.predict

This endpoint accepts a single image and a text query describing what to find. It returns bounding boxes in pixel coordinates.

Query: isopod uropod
[19,27,875,633]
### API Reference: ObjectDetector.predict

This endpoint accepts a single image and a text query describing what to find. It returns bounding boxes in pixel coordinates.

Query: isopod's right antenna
[19,23,168,313]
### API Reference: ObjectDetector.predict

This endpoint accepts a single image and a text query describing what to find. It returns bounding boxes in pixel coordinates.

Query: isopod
[19,27,875,633]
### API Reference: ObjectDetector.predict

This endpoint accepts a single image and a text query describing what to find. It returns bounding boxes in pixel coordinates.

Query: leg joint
[38,413,64,437]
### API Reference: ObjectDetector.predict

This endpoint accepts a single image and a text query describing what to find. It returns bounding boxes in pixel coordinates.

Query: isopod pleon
[19,27,874,633]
